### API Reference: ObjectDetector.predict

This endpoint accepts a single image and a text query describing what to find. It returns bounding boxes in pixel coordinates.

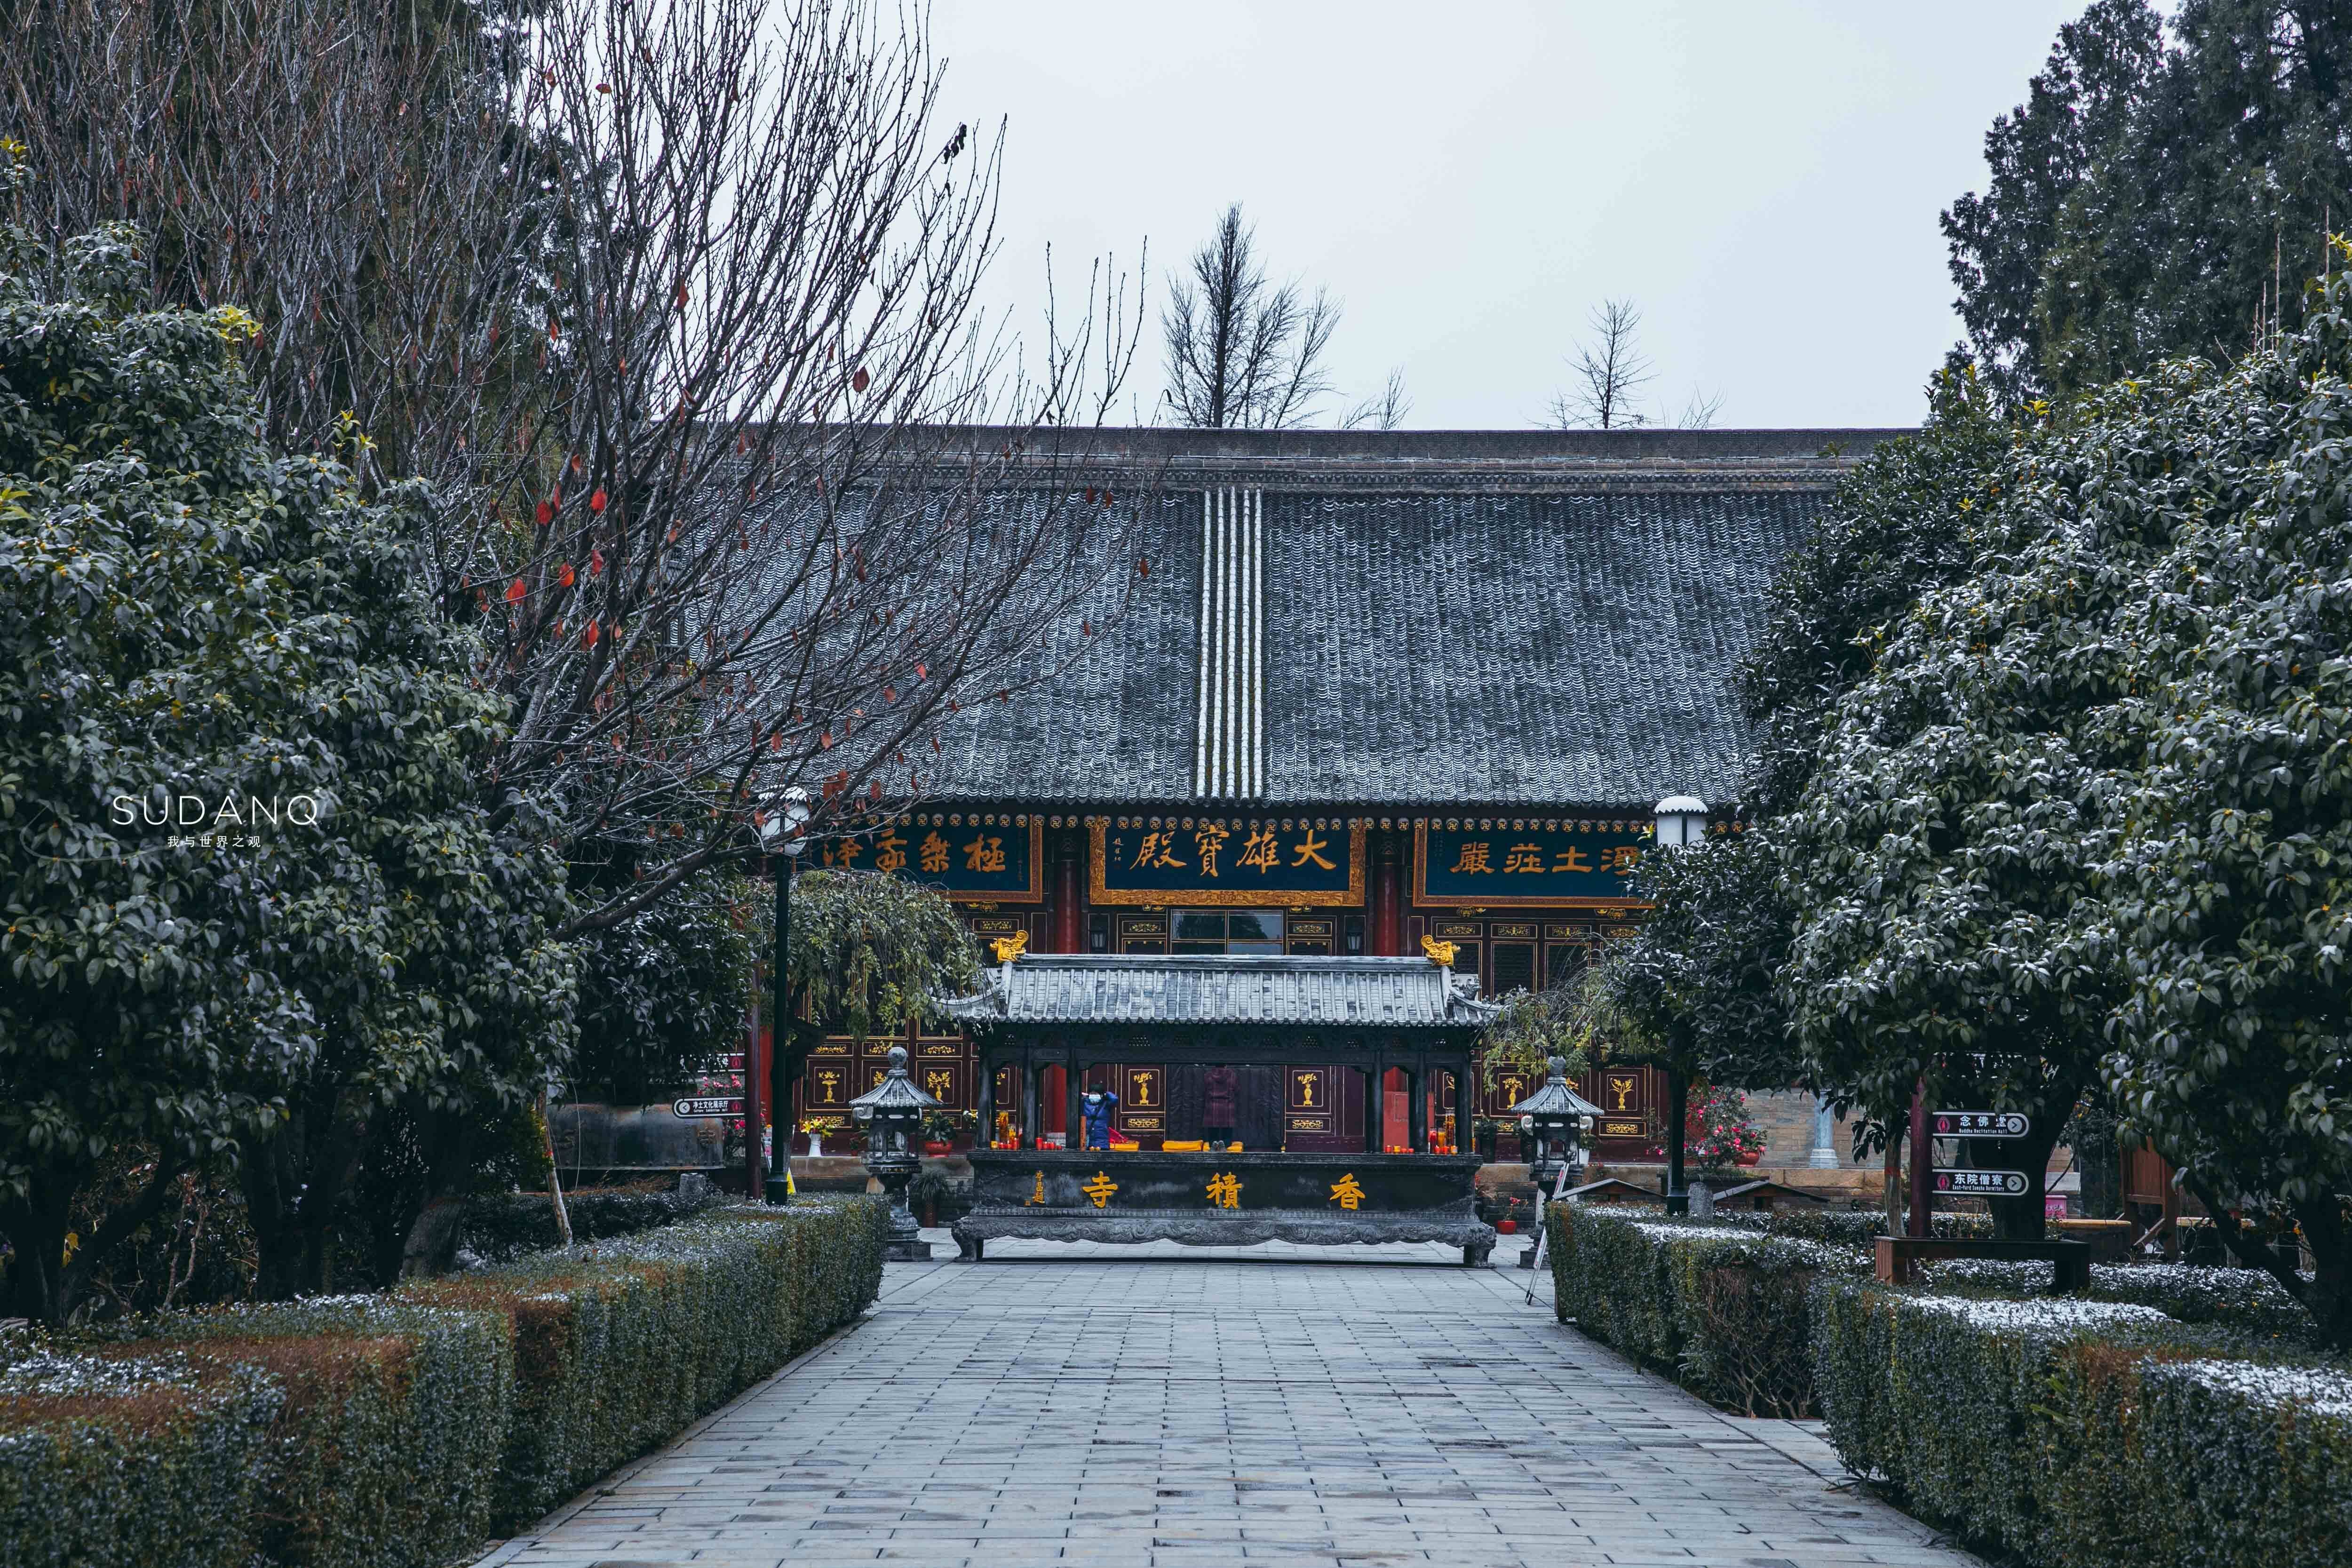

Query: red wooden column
[1052,828,1084,952]
[1371,828,1404,956]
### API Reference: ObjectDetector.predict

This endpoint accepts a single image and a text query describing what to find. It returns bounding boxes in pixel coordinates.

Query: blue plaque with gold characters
[1414,821,1650,907]
[1090,820,1363,907]
[814,819,1043,903]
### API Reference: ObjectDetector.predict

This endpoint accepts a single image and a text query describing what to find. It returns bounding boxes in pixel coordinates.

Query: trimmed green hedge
[1547,1204,1867,1415]
[0,1337,283,1567]
[1814,1278,2352,1568]
[1716,1207,1995,1247]
[155,1298,514,1568]
[399,1195,886,1529]
[0,1194,886,1560]
[457,1185,727,1264]
[1919,1258,2320,1345]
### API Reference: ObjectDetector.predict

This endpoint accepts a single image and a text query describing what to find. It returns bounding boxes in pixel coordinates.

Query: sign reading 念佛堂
[1932,1111,2030,1138]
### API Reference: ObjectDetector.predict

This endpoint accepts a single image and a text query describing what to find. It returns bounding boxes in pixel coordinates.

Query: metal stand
[874,1157,931,1261]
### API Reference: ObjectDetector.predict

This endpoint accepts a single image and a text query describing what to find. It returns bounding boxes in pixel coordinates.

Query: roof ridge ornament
[1421,935,1457,967]
[990,930,1029,965]
[1190,486,1266,800]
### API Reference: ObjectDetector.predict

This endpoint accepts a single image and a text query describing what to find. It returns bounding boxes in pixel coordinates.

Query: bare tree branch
[1676,387,1724,430]
[4,0,1155,939]
[1338,366,1412,430]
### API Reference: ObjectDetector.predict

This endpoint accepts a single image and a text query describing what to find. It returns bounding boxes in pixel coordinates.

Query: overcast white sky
[930,2,2087,431]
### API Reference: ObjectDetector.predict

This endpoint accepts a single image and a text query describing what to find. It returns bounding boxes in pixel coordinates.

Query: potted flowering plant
[797,1115,848,1157]
[1649,1085,1765,1171]
[921,1109,971,1157]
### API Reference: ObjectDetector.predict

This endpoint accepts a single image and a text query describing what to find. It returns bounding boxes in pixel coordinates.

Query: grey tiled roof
[923,429,1883,807]
[940,954,1497,1029]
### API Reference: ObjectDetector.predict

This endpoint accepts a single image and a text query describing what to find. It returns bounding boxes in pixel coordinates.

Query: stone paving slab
[477,1230,1979,1568]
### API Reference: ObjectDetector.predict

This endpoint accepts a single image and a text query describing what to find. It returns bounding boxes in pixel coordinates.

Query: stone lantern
[1508,1054,1603,1268]
[849,1044,942,1261]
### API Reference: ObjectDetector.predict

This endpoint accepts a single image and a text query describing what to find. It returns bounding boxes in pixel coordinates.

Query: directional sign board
[1934,1168,2030,1196]
[671,1096,744,1119]
[1932,1111,2029,1138]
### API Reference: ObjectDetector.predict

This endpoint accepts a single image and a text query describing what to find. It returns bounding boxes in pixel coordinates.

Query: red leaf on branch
[589,488,607,513]
[569,453,583,475]
[914,662,927,680]
[557,564,575,588]
[851,366,869,393]
[818,732,832,749]
[583,621,599,647]
[589,547,604,576]
[533,501,553,526]
[505,579,526,603]
[882,687,896,703]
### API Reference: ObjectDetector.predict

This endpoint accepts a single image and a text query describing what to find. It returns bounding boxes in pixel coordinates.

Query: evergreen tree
[1946,0,2352,403]
[0,173,575,1313]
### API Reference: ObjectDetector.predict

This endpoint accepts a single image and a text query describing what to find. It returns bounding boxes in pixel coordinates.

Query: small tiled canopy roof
[922,426,1900,809]
[1507,1064,1605,1119]
[939,954,1500,1030]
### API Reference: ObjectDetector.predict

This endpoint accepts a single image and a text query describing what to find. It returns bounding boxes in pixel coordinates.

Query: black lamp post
[758,787,810,1205]
[1653,794,1708,1216]
[848,1044,941,1261]
[1508,1054,1602,1267]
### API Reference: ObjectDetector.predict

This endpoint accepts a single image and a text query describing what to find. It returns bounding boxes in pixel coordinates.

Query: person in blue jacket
[1080,1087,1120,1150]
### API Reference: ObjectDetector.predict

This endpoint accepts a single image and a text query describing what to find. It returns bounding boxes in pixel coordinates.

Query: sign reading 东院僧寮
[1934,1168,2030,1196]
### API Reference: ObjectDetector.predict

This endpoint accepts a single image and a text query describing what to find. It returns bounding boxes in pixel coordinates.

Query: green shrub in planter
[1719,1208,1994,1247]
[2039,1356,2352,1568]
[153,1297,514,1568]
[1920,1259,2321,1345]
[0,1337,282,1568]
[1549,1205,1868,1415]
[401,1196,885,1529]
[1812,1279,2351,1565]
[457,1186,726,1264]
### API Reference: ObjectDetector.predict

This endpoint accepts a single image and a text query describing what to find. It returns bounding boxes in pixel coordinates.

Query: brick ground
[476,1234,1981,1568]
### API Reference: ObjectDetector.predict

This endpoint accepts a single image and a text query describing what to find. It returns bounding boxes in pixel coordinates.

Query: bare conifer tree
[1547,298,1654,430]
[1160,203,1339,429]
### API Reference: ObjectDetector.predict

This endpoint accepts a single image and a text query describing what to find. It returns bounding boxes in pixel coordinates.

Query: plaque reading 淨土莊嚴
[1414,822,1650,907]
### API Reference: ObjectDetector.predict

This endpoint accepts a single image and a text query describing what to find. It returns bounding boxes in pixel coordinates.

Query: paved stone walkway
[479,1234,1981,1568]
